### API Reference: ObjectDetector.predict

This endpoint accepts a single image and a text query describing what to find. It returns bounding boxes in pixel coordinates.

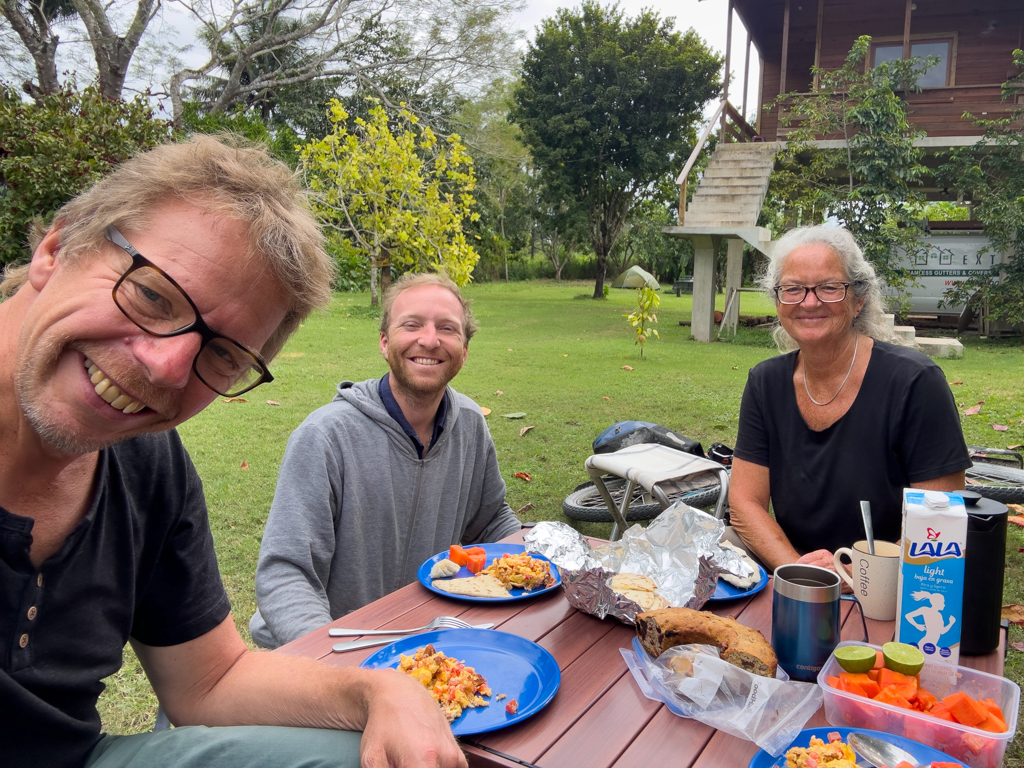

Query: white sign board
[896,233,1003,315]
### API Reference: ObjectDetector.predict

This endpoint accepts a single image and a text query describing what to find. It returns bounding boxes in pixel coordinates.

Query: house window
[871,38,953,88]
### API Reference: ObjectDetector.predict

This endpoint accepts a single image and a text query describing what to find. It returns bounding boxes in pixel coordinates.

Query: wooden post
[780,0,791,94]
[813,0,824,89]
[756,52,764,134]
[742,31,751,119]
[691,235,721,343]
[722,0,733,138]
[724,239,744,334]
[903,0,913,61]
[678,179,687,225]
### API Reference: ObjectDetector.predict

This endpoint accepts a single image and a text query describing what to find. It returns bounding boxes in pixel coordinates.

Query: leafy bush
[473,252,599,282]
[179,101,301,167]
[0,84,174,265]
[326,233,371,292]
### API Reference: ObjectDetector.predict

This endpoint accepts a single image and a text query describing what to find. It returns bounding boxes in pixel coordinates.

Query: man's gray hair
[759,225,897,351]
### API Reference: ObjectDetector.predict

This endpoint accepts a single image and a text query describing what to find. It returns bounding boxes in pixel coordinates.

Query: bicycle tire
[562,478,722,523]
[965,461,1024,503]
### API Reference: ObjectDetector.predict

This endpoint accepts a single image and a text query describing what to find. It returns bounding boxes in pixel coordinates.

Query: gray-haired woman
[728,225,970,573]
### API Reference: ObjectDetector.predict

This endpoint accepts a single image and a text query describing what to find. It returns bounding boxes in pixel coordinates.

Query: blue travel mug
[771,564,867,682]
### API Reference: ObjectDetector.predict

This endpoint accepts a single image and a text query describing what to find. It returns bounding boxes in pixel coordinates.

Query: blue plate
[418,543,561,602]
[708,563,769,602]
[747,726,962,767]
[360,628,560,736]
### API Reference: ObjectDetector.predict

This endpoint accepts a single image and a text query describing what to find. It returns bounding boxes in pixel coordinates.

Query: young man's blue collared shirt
[378,373,449,459]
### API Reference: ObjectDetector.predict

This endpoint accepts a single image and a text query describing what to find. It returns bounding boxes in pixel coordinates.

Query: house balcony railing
[774,83,1021,141]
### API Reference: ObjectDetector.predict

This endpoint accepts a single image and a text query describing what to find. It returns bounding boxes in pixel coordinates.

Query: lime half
[883,642,925,676]
[833,645,877,674]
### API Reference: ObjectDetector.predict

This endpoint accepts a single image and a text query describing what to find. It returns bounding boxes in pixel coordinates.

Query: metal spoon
[848,732,920,768]
[860,500,875,555]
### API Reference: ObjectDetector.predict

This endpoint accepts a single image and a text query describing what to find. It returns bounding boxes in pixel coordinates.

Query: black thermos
[961,494,1008,655]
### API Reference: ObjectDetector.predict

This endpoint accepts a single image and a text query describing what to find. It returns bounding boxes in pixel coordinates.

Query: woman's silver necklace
[803,336,859,407]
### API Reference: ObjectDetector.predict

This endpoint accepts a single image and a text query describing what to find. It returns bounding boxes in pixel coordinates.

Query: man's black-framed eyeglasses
[773,282,855,305]
[104,227,274,397]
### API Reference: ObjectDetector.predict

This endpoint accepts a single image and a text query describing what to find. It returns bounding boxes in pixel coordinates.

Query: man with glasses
[249,273,521,649]
[0,136,466,768]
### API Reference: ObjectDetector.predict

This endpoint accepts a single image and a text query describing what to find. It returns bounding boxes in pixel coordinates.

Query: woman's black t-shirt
[734,340,971,555]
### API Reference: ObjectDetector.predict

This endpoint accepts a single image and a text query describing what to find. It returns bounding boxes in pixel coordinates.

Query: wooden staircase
[682,142,777,228]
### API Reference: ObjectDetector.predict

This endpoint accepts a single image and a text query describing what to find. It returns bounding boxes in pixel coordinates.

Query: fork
[328,615,474,637]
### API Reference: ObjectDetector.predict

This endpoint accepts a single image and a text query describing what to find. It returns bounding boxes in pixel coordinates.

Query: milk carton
[896,490,967,667]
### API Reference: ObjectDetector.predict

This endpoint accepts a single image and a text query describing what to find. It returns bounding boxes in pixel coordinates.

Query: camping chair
[585,443,730,541]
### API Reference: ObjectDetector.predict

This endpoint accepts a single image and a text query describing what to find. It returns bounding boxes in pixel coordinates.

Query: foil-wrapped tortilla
[523,503,756,624]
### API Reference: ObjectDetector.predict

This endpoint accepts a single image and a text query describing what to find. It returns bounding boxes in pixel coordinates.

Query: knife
[332,623,494,653]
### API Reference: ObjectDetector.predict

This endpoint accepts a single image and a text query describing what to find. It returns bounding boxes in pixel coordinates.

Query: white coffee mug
[833,540,900,621]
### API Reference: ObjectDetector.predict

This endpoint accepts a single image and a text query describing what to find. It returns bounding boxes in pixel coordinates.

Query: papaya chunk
[889,679,918,702]
[981,697,1005,722]
[929,701,956,721]
[915,686,939,712]
[839,672,880,698]
[942,691,990,727]
[836,677,869,698]
[976,711,1007,733]
[466,551,487,574]
[874,686,914,709]
[877,668,912,689]
[448,545,469,566]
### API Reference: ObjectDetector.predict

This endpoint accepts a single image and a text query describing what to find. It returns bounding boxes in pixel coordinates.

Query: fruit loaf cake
[635,607,778,677]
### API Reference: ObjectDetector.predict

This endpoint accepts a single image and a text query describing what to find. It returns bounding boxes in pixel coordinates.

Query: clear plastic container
[818,641,1019,768]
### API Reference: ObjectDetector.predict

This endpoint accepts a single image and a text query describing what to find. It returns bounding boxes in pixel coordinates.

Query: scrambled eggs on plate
[398,644,491,723]
[785,733,857,768]
[481,553,555,591]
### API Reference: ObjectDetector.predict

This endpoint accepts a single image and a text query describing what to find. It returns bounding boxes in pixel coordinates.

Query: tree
[609,192,681,282]
[0,0,77,97]
[456,78,531,280]
[300,99,479,305]
[2,0,525,127]
[0,82,173,264]
[936,50,1024,328]
[767,36,934,298]
[511,2,720,298]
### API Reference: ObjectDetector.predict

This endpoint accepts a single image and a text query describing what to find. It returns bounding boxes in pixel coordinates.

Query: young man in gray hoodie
[250,273,521,648]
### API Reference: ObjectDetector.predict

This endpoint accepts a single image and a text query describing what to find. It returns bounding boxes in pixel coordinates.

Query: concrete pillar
[724,238,744,335]
[691,235,720,342]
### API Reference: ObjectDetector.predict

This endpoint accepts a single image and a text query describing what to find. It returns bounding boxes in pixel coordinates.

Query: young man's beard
[385,346,463,401]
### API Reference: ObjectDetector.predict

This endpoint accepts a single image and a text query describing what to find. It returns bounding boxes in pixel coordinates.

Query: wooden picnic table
[277,530,1007,768]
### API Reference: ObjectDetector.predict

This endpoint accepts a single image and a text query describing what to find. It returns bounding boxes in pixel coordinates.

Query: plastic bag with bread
[634,607,777,677]
[622,610,823,757]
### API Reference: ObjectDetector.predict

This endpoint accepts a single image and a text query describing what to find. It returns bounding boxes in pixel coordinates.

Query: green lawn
[97,281,1024,764]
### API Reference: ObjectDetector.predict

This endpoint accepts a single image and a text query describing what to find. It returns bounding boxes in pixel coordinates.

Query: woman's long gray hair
[758,225,898,351]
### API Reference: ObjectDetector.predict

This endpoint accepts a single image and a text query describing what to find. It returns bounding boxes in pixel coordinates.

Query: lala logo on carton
[896,490,967,668]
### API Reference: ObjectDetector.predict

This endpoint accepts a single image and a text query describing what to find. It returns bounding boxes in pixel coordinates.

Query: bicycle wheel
[965,462,1024,503]
[562,478,722,523]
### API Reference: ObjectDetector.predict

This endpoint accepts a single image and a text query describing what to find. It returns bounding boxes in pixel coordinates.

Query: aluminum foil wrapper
[524,503,756,624]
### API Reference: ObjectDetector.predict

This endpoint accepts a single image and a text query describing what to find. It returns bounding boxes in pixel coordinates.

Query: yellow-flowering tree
[300,99,480,304]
